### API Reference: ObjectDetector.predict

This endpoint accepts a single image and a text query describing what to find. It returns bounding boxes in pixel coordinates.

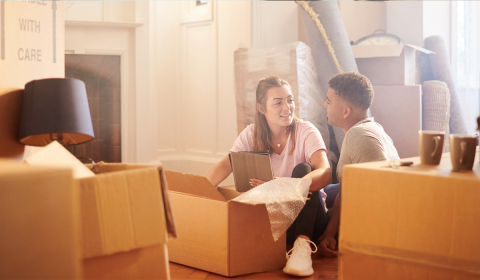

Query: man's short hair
[328,72,374,111]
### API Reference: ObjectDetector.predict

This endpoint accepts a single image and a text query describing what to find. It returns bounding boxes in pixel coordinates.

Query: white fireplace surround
[65,22,137,163]
[64,2,159,165]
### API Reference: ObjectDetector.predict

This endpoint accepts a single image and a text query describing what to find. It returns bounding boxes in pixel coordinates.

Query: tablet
[229,151,274,192]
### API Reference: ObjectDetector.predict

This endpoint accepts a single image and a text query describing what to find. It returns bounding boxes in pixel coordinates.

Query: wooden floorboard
[170,251,338,280]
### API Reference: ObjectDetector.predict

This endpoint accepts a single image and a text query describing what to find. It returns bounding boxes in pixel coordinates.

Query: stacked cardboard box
[351,44,431,158]
[165,171,286,277]
[339,153,480,279]
[369,85,422,158]
[78,162,176,280]
[0,160,80,280]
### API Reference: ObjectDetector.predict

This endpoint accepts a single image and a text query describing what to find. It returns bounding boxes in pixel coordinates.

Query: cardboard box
[0,160,80,280]
[78,162,176,280]
[165,170,286,277]
[339,153,480,280]
[369,85,422,158]
[83,244,169,280]
[352,44,433,85]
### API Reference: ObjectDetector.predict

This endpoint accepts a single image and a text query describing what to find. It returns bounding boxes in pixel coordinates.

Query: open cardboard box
[78,162,176,280]
[339,153,480,279]
[165,170,286,277]
[351,44,433,85]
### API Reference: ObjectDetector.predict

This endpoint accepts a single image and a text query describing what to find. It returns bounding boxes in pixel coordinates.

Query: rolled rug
[298,1,359,160]
[424,36,468,135]
[422,81,450,152]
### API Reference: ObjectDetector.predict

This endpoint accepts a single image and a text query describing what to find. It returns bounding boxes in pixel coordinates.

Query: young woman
[206,76,332,277]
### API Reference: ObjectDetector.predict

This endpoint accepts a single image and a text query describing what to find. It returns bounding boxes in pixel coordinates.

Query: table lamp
[19,78,94,147]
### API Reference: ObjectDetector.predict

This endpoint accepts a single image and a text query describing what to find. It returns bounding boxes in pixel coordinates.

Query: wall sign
[0,0,64,88]
[0,1,64,159]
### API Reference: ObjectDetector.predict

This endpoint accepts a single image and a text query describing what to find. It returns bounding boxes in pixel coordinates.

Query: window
[452,1,480,134]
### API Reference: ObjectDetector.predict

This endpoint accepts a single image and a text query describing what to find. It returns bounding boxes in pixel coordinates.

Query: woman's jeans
[286,163,339,244]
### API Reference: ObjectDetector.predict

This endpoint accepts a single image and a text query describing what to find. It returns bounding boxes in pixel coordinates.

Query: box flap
[165,170,227,202]
[156,165,178,239]
[79,165,169,259]
[217,185,242,201]
[405,44,435,54]
[89,162,177,239]
[352,45,405,58]
[25,141,95,179]
[352,44,433,59]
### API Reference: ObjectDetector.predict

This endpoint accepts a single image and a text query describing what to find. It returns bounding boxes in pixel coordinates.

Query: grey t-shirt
[337,118,400,183]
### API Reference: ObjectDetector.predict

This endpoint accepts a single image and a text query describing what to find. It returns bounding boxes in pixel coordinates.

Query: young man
[318,72,400,257]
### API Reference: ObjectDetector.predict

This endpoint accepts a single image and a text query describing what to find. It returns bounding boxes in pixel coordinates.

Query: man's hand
[318,234,338,257]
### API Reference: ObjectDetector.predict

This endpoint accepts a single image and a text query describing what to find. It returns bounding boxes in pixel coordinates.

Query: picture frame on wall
[180,1,213,23]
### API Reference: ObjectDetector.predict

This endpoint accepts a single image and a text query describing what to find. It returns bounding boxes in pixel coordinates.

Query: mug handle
[460,141,467,165]
[431,136,441,157]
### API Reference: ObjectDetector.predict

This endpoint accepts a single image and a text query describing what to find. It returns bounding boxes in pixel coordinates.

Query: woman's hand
[249,179,265,187]
[249,177,278,188]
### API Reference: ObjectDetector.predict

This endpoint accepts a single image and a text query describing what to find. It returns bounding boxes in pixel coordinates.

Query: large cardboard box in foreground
[0,160,80,280]
[339,153,480,279]
[165,171,286,277]
[78,163,176,280]
[352,44,432,85]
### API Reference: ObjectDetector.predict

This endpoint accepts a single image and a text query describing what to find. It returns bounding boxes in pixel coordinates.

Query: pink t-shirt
[230,120,327,178]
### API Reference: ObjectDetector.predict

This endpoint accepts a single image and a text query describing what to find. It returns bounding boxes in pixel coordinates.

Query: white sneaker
[283,238,318,277]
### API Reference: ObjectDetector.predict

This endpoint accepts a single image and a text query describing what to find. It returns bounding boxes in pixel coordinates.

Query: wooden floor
[169,251,338,280]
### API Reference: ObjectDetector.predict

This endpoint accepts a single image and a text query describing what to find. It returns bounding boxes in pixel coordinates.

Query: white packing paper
[24,141,95,179]
[233,177,312,241]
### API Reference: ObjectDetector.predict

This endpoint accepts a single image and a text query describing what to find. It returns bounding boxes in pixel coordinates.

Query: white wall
[386,1,424,46]
[156,1,303,185]
[384,1,451,55]
[423,1,451,56]
[339,1,386,44]
[253,1,299,49]
[156,2,252,186]
[65,1,135,23]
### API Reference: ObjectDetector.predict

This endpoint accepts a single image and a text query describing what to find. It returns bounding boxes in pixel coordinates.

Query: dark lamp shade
[19,78,94,146]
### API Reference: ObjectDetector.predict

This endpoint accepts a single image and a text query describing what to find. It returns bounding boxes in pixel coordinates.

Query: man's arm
[304,149,332,192]
[318,129,389,256]
[318,193,340,257]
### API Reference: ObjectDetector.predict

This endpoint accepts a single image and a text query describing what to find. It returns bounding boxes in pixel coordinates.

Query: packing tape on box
[232,177,312,241]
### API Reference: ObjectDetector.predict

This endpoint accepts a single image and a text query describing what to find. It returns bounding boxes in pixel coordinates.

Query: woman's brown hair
[253,76,298,155]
